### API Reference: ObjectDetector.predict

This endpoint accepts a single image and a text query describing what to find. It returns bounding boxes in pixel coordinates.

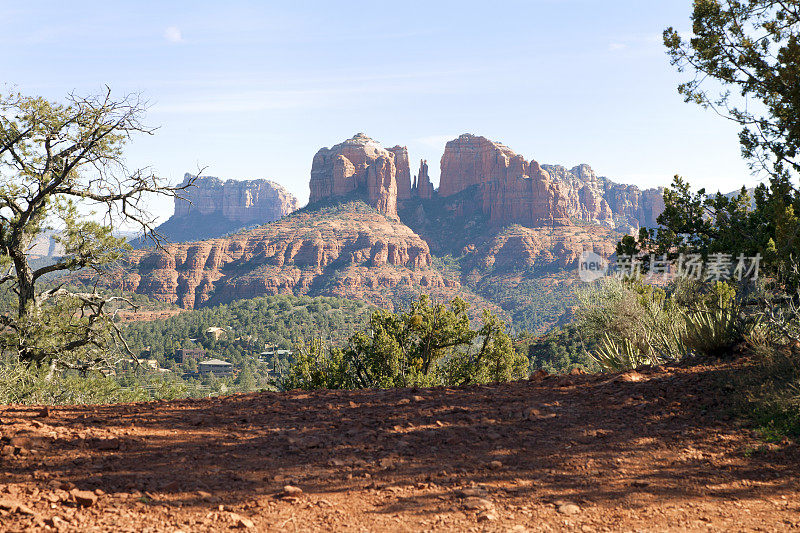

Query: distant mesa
[174,173,298,223]
[143,174,299,244]
[26,230,64,258]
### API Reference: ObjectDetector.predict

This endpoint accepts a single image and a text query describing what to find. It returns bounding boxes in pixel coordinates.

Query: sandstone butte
[437,133,664,232]
[308,132,663,233]
[309,133,408,218]
[97,204,465,311]
[90,132,666,311]
[172,174,298,224]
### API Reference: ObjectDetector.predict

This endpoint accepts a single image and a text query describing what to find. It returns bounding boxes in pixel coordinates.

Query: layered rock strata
[174,174,297,223]
[309,133,411,217]
[438,134,663,231]
[93,207,454,310]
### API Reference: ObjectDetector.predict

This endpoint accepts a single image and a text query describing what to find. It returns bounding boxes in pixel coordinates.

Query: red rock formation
[387,146,412,201]
[439,134,571,226]
[438,134,664,230]
[90,207,453,310]
[640,188,665,228]
[413,160,434,200]
[366,156,398,219]
[173,174,297,223]
[309,133,402,217]
[482,162,572,226]
[439,134,522,197]
[468,225,619,271]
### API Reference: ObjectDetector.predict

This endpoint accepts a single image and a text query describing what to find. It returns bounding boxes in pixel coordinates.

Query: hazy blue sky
[2,1,756,220]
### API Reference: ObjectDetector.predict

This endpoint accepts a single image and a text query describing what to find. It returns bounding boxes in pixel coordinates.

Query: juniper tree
[665,0,800,180]
[0,88,193,369]
[616,2,800,289]
[282,295,528,390]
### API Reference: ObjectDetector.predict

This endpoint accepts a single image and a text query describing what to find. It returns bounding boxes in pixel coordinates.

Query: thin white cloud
[151,71,482,114]
[164,26,184,44]
[608,33,663,53]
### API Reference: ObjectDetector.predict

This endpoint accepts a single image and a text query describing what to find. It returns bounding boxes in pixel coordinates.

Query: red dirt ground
[1,361,799,532]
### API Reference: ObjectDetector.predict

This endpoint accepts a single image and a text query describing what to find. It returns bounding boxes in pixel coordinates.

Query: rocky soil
[1,361,798,532]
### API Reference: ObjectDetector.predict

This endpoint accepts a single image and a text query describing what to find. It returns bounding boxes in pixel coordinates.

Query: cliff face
[93,204,463,311]
[309,132,662,231]
[439,134,521,197]
[437,134,663,231]
[470,225,618,272]
[140,175,298,245]
[541,164,664,231]
[388,146,412,201]
[309,134,410,218]
[174,174,298,223]
[412,160,434,200]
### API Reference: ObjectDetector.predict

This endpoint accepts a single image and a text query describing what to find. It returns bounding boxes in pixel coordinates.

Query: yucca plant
[683,306,741,356]
[682,282,748,356]
[590,333,659,371]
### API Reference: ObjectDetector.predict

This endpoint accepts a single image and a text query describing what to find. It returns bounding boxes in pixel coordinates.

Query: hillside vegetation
[123,294,373,372]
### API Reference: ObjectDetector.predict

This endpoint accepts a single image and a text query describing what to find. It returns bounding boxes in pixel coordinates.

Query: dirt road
[1,362,798,531]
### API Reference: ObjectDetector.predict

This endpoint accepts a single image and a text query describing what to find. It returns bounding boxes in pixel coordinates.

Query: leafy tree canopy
[0,89,192,368]
[616,3,800,290]
[665,0,800,179]
[282,295,528,390]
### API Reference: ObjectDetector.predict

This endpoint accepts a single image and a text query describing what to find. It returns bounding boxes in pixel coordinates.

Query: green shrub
[576,277,752,371]
[591,333,657,372]
[519,325,599,374]
[0,358,146,405]
[281,295,528,390]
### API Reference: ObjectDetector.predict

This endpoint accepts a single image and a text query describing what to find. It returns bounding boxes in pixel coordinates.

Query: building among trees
[198,359,234,375]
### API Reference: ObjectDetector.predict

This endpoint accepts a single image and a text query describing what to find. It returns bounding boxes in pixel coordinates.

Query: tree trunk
[11,245,34,319]
[10,239,38,363]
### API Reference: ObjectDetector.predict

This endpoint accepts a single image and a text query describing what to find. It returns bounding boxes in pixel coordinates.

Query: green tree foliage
[621,175,800,290]
[659,2,800,290]
[587,2,800,370]
[665,1,800,179]
[122,294,371,369]
[235,364,257,392]
[282,339,349,390]
[0,353,197,404]
[0,89,192,368]
[577,277,750,371]
[522,324,599,374]
[282,295,528,390]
